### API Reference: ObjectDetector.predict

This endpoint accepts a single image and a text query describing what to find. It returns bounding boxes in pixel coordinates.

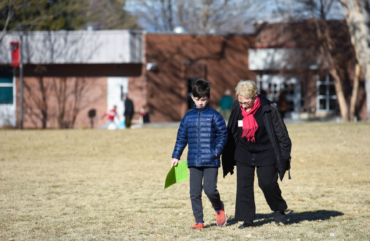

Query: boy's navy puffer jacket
[172,104,228,167]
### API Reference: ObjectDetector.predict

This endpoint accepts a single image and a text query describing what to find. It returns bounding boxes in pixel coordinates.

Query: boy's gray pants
[189,167,222,223]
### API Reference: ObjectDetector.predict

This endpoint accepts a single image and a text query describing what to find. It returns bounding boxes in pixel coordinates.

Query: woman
[222,80,292,229]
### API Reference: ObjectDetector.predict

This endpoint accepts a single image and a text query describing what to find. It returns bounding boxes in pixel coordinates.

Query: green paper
[164,161,188,190]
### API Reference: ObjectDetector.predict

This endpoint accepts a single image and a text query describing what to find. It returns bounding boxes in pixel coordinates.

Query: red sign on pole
[10,42,20,67]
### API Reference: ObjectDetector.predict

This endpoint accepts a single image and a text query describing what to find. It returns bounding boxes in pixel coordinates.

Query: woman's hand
[171,158,179,167]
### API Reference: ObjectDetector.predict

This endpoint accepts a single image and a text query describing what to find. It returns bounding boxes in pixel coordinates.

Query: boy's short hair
[192,78,211,98]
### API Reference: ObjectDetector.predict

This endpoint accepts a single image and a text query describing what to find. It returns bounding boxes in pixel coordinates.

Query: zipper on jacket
[198,111,201,163]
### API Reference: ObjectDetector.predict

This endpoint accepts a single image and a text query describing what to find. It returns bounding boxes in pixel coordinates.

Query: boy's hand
[171,158,179,167]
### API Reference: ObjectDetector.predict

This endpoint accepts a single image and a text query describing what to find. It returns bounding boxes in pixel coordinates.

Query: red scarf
[240,95,261,142]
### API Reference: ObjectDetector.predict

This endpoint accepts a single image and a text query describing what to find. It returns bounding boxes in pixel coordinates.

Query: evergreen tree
[0,0,139,32]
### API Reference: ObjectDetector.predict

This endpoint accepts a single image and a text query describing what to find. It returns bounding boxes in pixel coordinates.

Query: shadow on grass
[203,223,218,229]
[224,210,344,227]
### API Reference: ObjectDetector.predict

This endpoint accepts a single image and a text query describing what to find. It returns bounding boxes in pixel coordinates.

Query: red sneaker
[190,223,204,229]
[215,201,227,227]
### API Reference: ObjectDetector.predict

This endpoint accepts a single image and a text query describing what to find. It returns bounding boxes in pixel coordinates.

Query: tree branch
[0,0,14,44]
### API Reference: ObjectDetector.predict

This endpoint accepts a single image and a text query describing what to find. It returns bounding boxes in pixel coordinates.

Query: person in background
[122,93,134,128]
[100,105,119,129]
[140,105,150,124]
[218,89,234,121]
[277,90,288,119]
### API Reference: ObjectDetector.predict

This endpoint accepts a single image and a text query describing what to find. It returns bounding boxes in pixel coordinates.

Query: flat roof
[0,30,143,64]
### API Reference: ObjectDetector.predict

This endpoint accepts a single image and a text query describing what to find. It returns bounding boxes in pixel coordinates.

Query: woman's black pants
[235,163,288,221]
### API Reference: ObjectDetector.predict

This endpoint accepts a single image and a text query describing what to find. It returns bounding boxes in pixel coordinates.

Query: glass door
[258,74,302,119]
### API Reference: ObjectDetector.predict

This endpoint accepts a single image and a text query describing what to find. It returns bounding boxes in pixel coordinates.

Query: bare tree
[127,0,265,33]
[51,77,97,129]
[339,0,370,121]
[311,6,349,121]
[69,78,95,128]
[290,1,349,122]
[272,0,356,121]
[0,0,13,43]
[24,76,99,129]
[19,29,103,129]
[52,77,68,128]
[23,76,51,129]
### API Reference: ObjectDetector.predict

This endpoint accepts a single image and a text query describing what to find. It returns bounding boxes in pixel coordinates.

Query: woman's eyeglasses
[238,98,255,106]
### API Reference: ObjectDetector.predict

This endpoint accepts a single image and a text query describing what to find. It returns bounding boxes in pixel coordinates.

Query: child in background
[100,105,120,129]
[171,79,228,229]
[140,105,150,123]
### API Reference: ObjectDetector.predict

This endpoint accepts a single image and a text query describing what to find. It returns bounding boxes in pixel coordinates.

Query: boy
[171,79,228,229]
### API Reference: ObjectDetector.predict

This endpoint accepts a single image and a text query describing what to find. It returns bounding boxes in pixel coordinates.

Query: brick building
[250,21,367,120]
[0,21,367,128]
[0,30,144,128]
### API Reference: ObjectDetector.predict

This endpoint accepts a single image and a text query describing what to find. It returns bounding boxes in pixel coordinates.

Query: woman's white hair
[235,80,257,98]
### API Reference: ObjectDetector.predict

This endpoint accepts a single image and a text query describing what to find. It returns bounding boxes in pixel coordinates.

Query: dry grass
[0,123,370,240]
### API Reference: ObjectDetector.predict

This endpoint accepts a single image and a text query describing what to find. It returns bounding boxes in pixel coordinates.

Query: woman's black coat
[221,97,292,181]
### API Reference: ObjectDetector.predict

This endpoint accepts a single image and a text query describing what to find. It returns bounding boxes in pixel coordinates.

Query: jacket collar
[228,95,271,135]
[231,95,272,114]
[260,95,272,113]
[193,103,210,113]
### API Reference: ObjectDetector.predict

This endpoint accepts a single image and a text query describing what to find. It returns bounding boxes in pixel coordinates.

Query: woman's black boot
[238,220,254,229]
[274,211,286,225]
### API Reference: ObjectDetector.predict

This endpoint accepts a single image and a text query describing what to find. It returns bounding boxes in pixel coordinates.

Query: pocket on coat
[212,144,217,156]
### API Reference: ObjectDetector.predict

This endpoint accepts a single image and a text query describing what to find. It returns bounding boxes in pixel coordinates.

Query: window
[0,77,13,104]
[0,77,12,84]
[0,87,13,104]
[258,74,303,115]
[317,73,337,112]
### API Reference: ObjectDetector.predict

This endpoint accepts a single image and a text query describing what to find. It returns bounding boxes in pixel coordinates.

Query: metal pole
[19,33,23,129]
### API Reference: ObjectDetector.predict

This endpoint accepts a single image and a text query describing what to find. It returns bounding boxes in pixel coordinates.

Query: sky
[125,0,346,33]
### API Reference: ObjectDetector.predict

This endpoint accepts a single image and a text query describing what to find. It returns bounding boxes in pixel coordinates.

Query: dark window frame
[317,73,337,112]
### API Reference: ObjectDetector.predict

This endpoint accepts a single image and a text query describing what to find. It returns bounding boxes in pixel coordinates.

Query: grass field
[1,123,370,240]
